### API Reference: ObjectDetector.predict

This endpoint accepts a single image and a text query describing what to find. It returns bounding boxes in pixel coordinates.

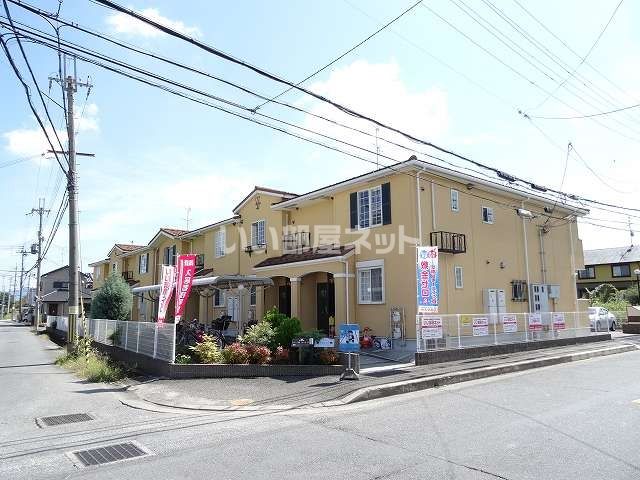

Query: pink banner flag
[157,265,176,324]
[175,254,197,321]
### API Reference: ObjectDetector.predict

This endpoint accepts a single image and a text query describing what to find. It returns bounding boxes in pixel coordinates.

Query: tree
[90,273,132,320]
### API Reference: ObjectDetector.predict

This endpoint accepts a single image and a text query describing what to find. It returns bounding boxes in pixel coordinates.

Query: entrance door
[278,285,291,317]
[530,284,549,312]
[227,295,240,323]
[48,304,58,316]
[316,282,335,334]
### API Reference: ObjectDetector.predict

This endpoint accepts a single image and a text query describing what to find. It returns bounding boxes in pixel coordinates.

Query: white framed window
[481,206,494,224]
[164,245,177,265]
[250,286,257,306]
[139,252,148,274]
[251,220,266,248]
[450,189,459,212]
[454,266,463,289]
[215,229,226,258]
[213,289,225,307]
[357,260,384,304]
[358,186,383,229]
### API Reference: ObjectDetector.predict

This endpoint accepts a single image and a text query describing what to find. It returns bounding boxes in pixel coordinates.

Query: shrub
[189,334,223,364]
[175,354,193,364]
[318,349,340,365]
[246,345,271,365]
[264,307,288,328]
[274,316,302,348]
[221,342,250,364]
[56,348,124,382]
[271,346,290,364]
[239,321,275,349]
[90,273,133,320]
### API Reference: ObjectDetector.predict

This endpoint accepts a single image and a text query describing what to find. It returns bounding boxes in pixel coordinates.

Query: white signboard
[421,316,443,339]
[528,313,543,331]
[502,314,518,333]
[552,313,566,330]
[472,317,489,336]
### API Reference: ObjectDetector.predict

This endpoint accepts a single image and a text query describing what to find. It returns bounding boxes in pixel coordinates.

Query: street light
[634,268,640,305]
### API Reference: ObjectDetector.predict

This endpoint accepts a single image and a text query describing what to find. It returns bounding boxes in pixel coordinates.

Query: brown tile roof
[115,243,145,252]
[254,245,354,269]
[160,228,189,237]
[232,186,298,213]
[195,268,214,278]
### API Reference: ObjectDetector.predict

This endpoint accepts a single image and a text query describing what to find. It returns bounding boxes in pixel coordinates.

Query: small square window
[482,206,494,224]
[213,289,225,307]
[357,265,384,304]
[577,266,595,279]
[511,280,528,301]
[612,264,630,278]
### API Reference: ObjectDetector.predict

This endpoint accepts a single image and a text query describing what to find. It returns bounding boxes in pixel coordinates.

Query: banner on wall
[175,254,197,321]
[552,313,566,330]
[420,316,443,339]
[416,246,439,313]
[157,265,176,324]
[502,314,518,333]
[528,313,543,331]
[472,317,489,336]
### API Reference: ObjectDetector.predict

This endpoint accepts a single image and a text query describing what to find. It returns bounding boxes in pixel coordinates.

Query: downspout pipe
[521,200,532,313]
[539,226,547,285]
[416,170,423,246]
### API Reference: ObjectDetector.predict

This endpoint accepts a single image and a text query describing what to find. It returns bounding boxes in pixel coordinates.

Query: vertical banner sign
[157,265,176,324]
[175,254,197,322]
[528,313,543,331]
[472,317,489,336]
[421,316,443,339]
[416,246,439,313]
[502,314,518,333]
[552,313,566,330]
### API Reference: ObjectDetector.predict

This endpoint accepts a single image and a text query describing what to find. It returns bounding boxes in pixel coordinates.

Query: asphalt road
[2,319,640,479]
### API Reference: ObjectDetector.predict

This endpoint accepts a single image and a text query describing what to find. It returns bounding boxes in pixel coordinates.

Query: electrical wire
[528,102,640,120]
[12,1,638,217]
[254,0,423,110]
[535,0,625,110]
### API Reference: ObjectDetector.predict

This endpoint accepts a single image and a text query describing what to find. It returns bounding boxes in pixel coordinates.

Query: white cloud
[106,8,202,38]
[299,60,449,177]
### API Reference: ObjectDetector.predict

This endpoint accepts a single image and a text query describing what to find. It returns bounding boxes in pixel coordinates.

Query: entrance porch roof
[131,275,274,294]
[253,245,355,270]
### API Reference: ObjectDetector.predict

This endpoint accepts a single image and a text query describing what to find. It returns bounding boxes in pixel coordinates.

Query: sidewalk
[124,338,638,412]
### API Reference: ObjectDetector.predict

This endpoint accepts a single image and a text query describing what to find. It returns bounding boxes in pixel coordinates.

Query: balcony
[121,271,134,281]
[282,231,311,253]
[430,231,467,254]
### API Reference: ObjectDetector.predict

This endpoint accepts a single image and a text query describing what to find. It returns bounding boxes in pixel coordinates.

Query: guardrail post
[153,323,158,359]
[136,322,140,353]
[171,323,176,363]
[524,314,528,342]
[456,314,462,349]
[493,314,498,345]
[124,321,128,350]
[550,313,554,340]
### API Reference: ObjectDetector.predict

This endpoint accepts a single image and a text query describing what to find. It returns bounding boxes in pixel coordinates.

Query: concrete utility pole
[11,265,17,320]
[29,199,50,331]
[49,69,92,351]
[1,276,6,319]
[17,249,28,321]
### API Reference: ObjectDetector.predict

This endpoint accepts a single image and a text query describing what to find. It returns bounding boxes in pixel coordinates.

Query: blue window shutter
[382,182,391,225]
[350,192,358,229]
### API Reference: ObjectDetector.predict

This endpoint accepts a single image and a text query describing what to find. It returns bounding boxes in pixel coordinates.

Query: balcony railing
[430,231,467,254]
[282,231,311,252]
[121,271,134,281]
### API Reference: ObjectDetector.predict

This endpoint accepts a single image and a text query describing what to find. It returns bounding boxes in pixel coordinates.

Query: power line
[528,102,640,120]
[0,2,67,174]
[254,0,423,110]
[533,0,626,109]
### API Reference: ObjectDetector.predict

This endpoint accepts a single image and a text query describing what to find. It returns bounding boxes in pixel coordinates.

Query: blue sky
[1,0,639,288]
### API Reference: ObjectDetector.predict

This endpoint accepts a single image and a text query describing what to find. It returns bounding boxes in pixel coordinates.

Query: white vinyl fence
[416,311,613,353]
[88,319,176,362]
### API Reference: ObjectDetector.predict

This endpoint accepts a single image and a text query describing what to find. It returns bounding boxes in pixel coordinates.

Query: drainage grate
[70,442,150,467]
[38,413,94,427]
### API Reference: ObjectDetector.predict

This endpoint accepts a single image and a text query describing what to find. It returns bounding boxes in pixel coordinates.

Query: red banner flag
[157,265,176,324]
[175,254,197,321]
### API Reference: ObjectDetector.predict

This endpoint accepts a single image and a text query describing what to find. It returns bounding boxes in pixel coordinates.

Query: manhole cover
[37,413,94,427]
[69,442,151,467]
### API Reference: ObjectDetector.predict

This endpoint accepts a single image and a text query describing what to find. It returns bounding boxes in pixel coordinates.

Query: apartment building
[89,158,586,338]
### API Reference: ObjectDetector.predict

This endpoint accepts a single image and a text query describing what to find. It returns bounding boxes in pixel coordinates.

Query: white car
[588,307,617,331]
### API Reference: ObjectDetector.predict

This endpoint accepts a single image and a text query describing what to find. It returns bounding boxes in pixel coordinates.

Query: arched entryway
[264,276,291,317]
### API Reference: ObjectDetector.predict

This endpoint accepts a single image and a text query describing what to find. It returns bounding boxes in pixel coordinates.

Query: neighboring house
[576,245,640,298]
[40,266,92,317]
[89,158,587,338]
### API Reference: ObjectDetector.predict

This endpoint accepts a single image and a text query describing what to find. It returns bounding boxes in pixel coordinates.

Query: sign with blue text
[339,324,360,352]
[416,246,439,313]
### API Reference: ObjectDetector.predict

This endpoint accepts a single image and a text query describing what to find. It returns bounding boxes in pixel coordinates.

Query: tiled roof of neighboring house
[160,228,189,237]
[115,243,145,252]
[41,289,92,303]
[42,265,92,280]
[584,245,640,265]
[253,244,355,268]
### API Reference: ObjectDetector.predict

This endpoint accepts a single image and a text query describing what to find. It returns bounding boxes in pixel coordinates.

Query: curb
[120,344,637,413]
[333,344,637,405]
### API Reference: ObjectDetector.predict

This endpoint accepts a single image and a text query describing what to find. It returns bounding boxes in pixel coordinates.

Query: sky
[1,0,639,292]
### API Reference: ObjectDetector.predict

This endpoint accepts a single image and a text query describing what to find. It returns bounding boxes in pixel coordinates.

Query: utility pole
[29,198,49,331]
[1,276,6,319]
[17,248,28,321]
[11,264,17,321]
[49,68,92,351]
